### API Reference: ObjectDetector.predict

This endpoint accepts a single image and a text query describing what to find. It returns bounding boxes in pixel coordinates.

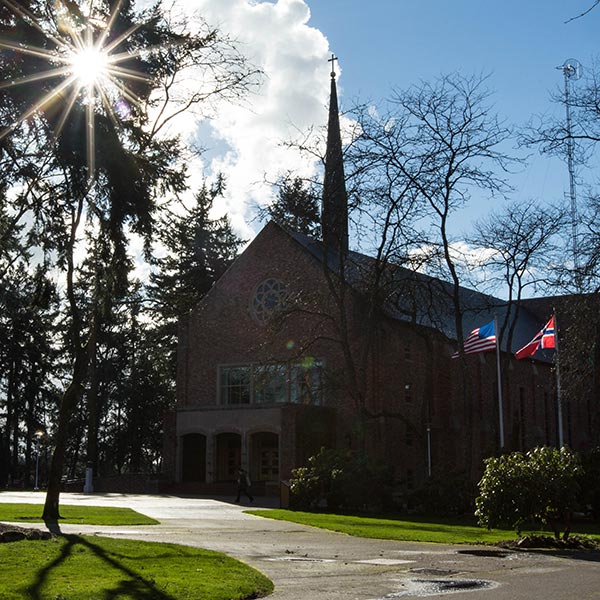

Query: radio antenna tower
[556,58,582,289]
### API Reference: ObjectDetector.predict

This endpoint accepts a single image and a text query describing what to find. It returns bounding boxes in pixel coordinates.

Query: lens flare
[0,0,153,178]
[69,45,109,88]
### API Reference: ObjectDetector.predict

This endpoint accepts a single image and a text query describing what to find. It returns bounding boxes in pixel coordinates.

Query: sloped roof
[284,226,553,359]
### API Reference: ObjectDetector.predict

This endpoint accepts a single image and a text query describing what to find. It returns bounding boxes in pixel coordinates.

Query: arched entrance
[250,432,279,483]
[181,433,206,483]
[215,432,241,482]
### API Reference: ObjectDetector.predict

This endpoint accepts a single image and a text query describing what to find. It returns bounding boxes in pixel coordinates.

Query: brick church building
[162,66,597,495]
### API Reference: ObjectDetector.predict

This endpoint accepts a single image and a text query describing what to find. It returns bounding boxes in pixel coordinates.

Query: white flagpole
[553,309,564,447]
[494,315,505,448]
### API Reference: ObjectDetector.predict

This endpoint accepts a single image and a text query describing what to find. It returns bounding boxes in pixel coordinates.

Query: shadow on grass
[26,522,177,600]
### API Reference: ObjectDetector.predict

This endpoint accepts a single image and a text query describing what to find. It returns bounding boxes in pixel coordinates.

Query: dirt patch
[0,523,52,543]
[496,535,600,550]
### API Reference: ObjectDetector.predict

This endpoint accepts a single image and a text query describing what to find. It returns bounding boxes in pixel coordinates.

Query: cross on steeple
[328,54,338,79]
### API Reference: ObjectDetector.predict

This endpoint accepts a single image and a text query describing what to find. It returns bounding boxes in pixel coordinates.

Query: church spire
[321,54,349,256]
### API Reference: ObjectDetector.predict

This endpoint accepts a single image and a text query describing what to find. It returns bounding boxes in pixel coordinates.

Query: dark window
[219,360,322,406]
[544,391,551,445]
[251,278,287,324]
[519,387,526,450]
[291,359,323,405]
[220,367,251,405]
[254,364,288,404]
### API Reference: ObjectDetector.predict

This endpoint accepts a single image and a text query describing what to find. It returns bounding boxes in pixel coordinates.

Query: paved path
[1,491,599,599]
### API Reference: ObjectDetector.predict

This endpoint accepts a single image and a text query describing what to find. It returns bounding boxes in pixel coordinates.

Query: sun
[0,0,152,177]
[69,45,110,89]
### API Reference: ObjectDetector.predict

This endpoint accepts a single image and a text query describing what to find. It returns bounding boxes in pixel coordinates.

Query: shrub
[475,446,581,539]
[289,447,392,512]
[579,446,600,520]
[408,473,475,516]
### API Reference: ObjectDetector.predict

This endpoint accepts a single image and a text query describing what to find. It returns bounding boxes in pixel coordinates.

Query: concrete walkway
[1,491,599,599]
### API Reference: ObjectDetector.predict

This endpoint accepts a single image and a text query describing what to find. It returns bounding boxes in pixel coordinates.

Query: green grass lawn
[0,535,273,600]
[0,503,158,526]
[248,509,600,545]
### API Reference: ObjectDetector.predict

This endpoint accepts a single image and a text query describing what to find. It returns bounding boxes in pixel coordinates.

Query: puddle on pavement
[457,549,511,558]
[372,577,497,598]
[265,556,337,563]
[267,556,413,566]
[409,568,458,576]
[356,558,415,566]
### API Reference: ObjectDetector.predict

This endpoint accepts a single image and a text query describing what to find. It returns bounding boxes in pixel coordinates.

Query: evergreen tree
[0,0,257,519]
[149,178,244,331]
[0,263,60,488]
[265,175,321,238]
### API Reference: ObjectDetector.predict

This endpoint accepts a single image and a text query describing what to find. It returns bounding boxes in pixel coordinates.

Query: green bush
[289,447,392,511]
[408,473,475,516]
[288,466,320,510]
[475,446,581,539]
[579,446,600,520]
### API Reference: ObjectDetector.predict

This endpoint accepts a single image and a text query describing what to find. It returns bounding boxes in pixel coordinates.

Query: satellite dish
[561,58,583,80]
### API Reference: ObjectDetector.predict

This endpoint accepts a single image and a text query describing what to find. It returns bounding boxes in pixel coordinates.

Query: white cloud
[145,0,334,240]
[407,241,499,276]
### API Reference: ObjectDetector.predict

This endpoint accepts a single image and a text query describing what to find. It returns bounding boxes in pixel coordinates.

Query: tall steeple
[321,54,349,256]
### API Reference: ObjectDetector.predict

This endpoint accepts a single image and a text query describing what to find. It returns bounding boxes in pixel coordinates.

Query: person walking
[235,468,254,503]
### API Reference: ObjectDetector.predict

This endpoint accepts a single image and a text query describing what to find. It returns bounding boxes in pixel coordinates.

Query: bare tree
[565,1,600,23]
[580,192,600,292]
[469,199,566,351]
[522,62,600,154]
[344,73,520,475]
[278,73,521,480]
[521,60,600,292]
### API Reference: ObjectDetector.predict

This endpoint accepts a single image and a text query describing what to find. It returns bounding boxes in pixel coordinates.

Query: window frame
[218,359,324,406]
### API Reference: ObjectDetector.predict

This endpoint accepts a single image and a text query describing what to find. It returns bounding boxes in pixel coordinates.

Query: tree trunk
[8,360,19,476]
[42,349,88,521]
[86,347,100,477]
[43,306,99,520]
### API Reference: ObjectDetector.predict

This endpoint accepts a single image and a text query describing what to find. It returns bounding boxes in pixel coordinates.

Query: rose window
[251,278,287,324]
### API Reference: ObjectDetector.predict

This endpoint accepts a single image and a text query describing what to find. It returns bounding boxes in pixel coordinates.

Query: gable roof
[278,224,553,359]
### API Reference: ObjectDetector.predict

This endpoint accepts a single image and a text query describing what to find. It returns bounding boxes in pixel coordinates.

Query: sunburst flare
[0,0,153,179]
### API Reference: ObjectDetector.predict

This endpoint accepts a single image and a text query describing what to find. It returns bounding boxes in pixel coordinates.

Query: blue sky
[308,1,597,119]
[306,1,598,220]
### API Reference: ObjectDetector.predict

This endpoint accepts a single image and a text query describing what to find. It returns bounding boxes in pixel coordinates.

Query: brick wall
[171,221,592,487]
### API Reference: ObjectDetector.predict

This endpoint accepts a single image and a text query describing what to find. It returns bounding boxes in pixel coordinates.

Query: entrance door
[250,432,279,482]
[181,433,206,482]
[215,432,241,481]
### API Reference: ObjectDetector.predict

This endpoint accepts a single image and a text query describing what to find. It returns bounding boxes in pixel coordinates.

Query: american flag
[452,320,496,358]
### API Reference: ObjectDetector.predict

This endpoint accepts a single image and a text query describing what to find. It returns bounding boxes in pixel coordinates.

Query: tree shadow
[525,548,600,563]
[26,533,177,600]
[43,519,62,536]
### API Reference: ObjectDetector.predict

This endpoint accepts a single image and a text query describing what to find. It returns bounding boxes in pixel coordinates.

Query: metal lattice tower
[556,58,582,288]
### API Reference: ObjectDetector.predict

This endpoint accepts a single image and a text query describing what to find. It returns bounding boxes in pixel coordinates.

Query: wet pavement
[1,491,599,599]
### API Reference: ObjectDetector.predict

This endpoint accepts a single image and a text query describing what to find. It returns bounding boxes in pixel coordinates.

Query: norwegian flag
[515,315,556,360]
[452,320,496,358]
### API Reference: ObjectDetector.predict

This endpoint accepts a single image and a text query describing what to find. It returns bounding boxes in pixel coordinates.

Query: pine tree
[266,175,321,238]
[150,178,244,326]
